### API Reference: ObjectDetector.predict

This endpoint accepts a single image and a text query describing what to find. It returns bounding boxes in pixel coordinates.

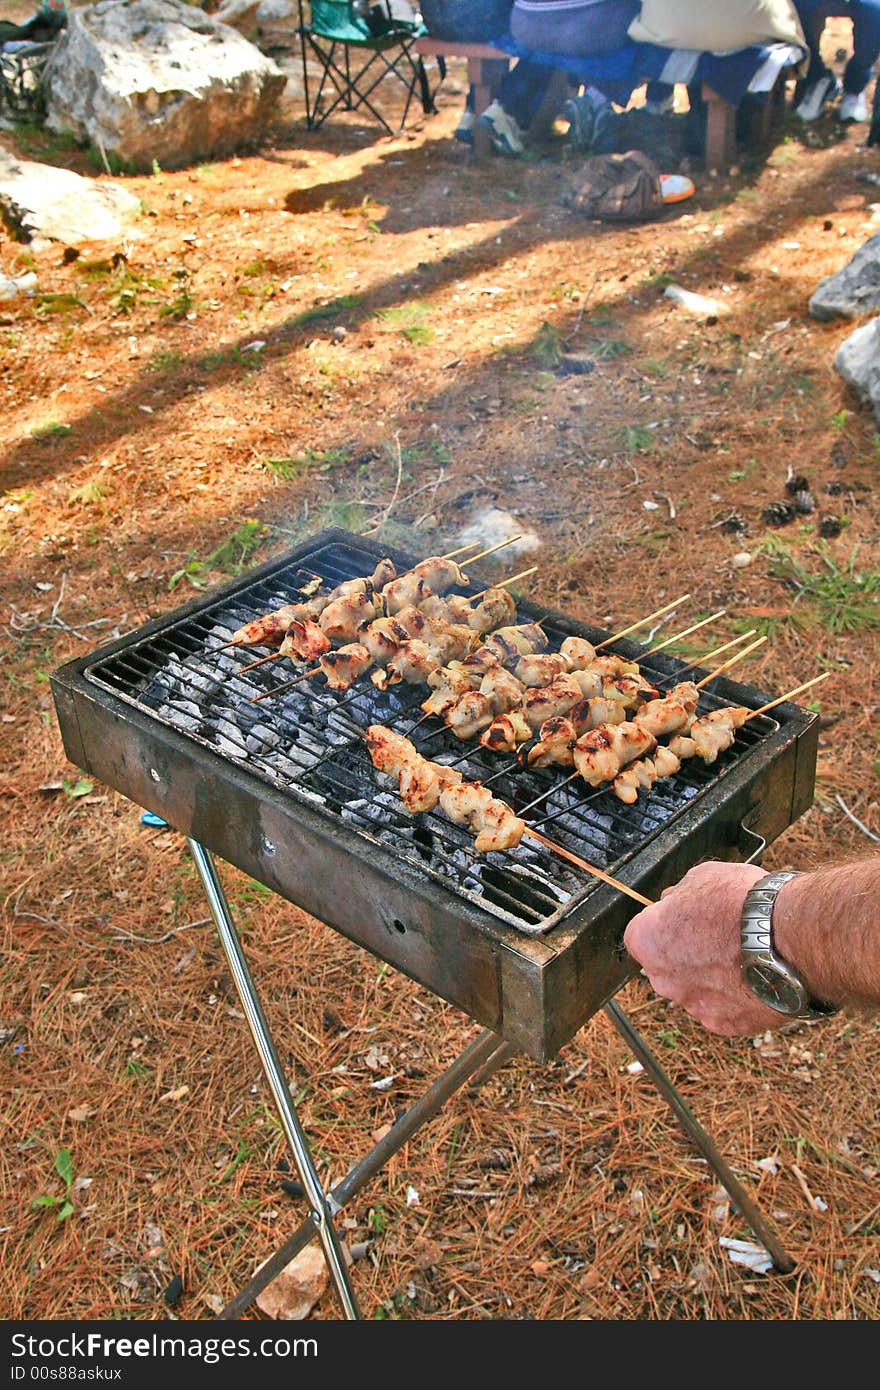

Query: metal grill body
[52,527,818,1060]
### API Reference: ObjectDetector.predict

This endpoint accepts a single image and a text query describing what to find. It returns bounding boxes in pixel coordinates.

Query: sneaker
[454,109,475,147]
[659,173,695,204]
[839,89,869,122]
[563,88,615,153]
[795,74,841,121]
[479,100,525,156]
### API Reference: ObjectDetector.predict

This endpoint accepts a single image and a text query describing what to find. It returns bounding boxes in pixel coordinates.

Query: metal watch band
[740,870,802,956]
[741,870,837,1018]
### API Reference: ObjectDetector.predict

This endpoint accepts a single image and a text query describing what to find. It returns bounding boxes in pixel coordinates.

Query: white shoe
[478,99,525,156]
[839,89,869,122]
[796,74,841,121]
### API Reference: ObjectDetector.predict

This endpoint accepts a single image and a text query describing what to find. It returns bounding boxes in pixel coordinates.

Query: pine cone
[761,500,796,528]
[819,514,842,538]
[793,488,815,514]
[785,473,810,496]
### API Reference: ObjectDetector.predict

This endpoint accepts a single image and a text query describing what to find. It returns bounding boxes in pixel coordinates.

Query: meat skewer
[431,605,730,751]
[365,725,526,853]
[524,682,700,770]
[214,555,398,652]
[250,588,522,703]
[215,537,505,656]
[513,639,774,816]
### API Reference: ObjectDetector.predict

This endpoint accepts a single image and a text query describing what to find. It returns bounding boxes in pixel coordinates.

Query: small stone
[731,551,753,568]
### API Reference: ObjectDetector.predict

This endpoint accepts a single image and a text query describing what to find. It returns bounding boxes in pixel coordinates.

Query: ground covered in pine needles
[2,14,880,1320]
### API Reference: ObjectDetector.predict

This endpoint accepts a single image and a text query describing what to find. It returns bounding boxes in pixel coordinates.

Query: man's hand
[623,860,786,1036]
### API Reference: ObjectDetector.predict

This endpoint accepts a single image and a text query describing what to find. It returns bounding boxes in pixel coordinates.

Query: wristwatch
[740,870,836,1019]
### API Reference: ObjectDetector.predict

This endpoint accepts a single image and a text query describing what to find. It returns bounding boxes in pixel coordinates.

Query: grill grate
[80,538,779,935]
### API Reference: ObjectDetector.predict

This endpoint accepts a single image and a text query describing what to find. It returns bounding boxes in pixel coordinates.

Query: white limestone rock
[43,0,287,173]
[0,149,142,246]
[834,315,880,424]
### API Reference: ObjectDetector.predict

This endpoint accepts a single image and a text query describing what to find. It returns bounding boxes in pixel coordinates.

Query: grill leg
[187,839,361,1319]
[604,999,795,1274]
[217,1029,512,1319]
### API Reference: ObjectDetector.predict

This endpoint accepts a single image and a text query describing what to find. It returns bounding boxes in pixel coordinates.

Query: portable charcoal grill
[51,526,819,1317]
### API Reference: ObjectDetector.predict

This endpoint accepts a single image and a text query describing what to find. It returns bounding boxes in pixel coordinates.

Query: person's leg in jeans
[794,2,842,117]
[843,0,880,95]
[480,59,561,154]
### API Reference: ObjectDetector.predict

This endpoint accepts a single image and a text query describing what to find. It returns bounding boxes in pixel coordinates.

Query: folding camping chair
[297,0,445,135]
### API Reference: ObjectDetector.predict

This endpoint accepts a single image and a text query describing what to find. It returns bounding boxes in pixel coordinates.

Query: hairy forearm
[622,854,880,1036]
[774,858,880,1011]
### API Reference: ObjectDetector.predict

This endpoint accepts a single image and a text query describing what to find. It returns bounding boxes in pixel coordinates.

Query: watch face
[743,959,803,1015]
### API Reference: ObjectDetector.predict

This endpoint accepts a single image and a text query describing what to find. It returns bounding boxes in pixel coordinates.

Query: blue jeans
[793,0,880,94]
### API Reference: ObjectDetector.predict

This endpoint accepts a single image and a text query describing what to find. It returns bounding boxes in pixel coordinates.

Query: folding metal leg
[188,839,360,1318]
[187,838,512,1320]
[604,998,795,1274]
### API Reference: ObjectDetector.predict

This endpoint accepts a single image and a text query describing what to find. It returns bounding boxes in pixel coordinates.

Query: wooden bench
[415,34,783,172]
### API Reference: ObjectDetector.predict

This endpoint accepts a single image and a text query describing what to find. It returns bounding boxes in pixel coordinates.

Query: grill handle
[737,820,767,865]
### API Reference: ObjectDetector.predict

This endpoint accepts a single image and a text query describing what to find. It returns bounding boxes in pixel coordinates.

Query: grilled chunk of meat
[669,706,749,764]
[381,557,469,614]
[559,635,597,670]
[278,619,332,663]
[572,721,656,787]
[633,682,700,738]
[478,710,533,752]
[317,643,373,691]
[612,745,682,804]
[521,674,584,730]
[514,652,570,688]
[438,781,526,854]
[320,591,385,642]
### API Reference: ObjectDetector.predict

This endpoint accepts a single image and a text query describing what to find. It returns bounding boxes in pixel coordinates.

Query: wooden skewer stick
[524,829,652,907]
[746,672,831,721]
[440,541,484,560]
[236,651,283,675]
[250,669,317,702]
[595,593,691,651]
[675,630,756,675]
[464,534,523,565]
[695,635,768,690]
[468,565,539,602]
[640,608,726,659]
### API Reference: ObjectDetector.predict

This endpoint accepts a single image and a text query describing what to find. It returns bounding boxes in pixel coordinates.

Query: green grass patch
[290,294,364,329]
[617,423,656,452]
[759,536,880,633]
[530,321,564,369]
[149,348,184,372]
[32,421,72,440]
[68,481,107,507]
[35,293,87,315]
[374,300,434,345]
[169,520,267,590]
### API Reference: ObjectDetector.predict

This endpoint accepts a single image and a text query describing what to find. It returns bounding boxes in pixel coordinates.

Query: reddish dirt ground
[2,5,880,1322]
